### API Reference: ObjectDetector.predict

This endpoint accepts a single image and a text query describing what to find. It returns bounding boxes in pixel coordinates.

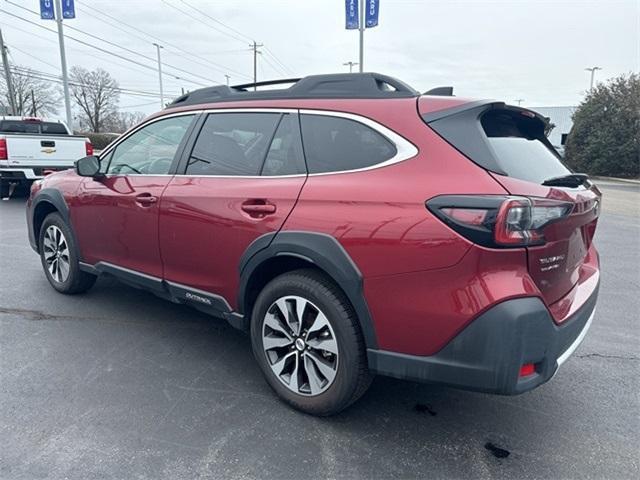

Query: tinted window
[300,115,396,174]
[0,120,40,134]
[186,113,281,176]
[261,114,305,176]
[482,110,570,183]
[41,122,68,135]
[107,115,194,175]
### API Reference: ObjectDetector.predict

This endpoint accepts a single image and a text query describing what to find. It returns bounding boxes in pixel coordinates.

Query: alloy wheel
[43,225,70,283]
[262,295,339,396]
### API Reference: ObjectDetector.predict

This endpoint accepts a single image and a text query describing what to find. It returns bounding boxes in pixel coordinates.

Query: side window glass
[261,114,305,176]
[99,151,112,174]
[107,115,194,175]
[186,113,280,176]
[300,114,396,174]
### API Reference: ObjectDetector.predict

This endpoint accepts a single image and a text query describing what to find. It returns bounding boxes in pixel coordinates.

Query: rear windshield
[0,120,68,135]
[481,110,570,183]
[425,105,572,184]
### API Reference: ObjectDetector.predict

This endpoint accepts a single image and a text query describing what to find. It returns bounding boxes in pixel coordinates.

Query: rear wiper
[542,173,588,188]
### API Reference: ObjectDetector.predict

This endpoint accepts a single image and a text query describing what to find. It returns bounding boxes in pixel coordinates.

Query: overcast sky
[1,0,638,116]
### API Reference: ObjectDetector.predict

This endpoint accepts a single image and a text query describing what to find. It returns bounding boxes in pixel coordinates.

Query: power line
[78,2,252,80]
[0,8,210,88]
[0,21,181,85]
[263,46,294,76]
[177,0,254,43]
[2,2,217,87]
[5,64,179,99]
[160,0,248,45]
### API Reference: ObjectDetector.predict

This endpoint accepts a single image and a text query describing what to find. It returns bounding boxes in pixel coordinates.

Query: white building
[529,106,577,154]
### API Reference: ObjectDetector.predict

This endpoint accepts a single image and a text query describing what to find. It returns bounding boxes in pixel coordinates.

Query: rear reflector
[519,363,536,377]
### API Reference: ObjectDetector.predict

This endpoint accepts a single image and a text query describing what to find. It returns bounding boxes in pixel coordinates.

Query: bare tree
[0,66,60,116]
[103,111,147,133]
[69,66,119,133]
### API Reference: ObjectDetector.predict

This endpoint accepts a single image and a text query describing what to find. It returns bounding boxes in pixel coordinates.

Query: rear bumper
[1,167,71,180]
[367,281,598,395]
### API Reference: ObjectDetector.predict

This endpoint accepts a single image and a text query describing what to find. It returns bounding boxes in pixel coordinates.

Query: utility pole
[0,28,17,115]
[514,98,525,106]
[358,1,364,72]
[225,74,231,86]
[585,66,602,91]
[54,0,73,130]
[153,43,164,108]
[343,61,359,73]
[250,41,263,90]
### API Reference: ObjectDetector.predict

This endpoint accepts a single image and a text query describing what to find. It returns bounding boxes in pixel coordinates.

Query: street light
[153,43,164,108]
[514,98,525,106]
[585,67,602,92]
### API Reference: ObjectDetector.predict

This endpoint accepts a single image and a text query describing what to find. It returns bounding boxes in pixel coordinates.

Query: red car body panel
[158,175,306,304]
[72,175,172,278]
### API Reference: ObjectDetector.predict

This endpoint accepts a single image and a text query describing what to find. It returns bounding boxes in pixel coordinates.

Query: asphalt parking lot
[1,180,638,479]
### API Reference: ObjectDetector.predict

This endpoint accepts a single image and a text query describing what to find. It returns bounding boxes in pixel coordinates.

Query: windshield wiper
[542,173,588,188]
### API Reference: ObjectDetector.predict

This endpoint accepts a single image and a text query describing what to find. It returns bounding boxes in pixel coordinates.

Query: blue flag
[39,0,54,20]
[365,0,379,28]
[345,0,359,30]
[62,0,76,19]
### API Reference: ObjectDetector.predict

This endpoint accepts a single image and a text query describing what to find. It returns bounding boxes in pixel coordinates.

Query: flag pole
[358,0,364,72]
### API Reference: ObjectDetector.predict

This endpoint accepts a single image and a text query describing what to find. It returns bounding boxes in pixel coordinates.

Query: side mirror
[76,155,102,178]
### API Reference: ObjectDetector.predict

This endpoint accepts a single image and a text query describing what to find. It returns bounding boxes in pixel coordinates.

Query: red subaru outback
[27,74,600,415]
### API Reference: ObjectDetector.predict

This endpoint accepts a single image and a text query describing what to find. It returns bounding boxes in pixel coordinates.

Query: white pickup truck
[0,116,92,199]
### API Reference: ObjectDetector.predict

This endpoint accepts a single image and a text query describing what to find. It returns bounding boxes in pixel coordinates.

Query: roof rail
[424,86,454,96]
[167,73,420,108]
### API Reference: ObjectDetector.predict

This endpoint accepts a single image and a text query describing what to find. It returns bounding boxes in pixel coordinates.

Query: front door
[72,114,196,277]
[159,111,307,308]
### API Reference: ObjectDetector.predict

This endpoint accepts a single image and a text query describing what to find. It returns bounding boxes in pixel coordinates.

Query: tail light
[426,195,573,248]
[85,140,94,156]
[0,138,7,160]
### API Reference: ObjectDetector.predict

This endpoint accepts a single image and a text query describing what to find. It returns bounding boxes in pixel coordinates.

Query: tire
[250,269,372,416]
[38,212,97,294]
[0,180,9,199]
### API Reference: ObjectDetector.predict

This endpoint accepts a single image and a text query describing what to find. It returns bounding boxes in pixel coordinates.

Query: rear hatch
[422,100,601,308]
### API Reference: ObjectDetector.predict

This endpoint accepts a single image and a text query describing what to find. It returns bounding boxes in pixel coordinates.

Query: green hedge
[77,132,120,151]
[565,73,639,178]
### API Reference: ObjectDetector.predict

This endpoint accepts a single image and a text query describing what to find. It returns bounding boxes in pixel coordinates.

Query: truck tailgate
[5,135,87,167]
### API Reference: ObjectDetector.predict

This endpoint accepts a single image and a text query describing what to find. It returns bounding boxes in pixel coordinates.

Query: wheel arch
[238,231,378,349]
[30,189,76,256]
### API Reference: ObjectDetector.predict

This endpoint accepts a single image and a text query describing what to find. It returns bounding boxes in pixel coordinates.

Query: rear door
[73,113,196,277]
[159,110,307,308]
[425,104,601,307]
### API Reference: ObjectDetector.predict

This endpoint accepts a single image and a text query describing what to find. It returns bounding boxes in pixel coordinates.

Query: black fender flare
[238,231,378,349]
[29,188,78,257]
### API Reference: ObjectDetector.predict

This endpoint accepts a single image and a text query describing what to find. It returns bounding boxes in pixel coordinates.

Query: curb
[591,176,640,185]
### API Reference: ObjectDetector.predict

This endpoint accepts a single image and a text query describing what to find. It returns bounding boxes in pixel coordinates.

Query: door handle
[241,200,276,216]
[135,193,158,206]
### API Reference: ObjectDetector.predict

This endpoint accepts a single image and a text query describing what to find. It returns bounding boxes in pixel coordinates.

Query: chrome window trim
[98,107,419,179]
[299,109,419,177]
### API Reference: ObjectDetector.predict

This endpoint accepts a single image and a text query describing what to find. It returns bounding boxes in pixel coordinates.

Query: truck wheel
[38,213,97,294]
[250,269,372,416]
[0,180,9,199]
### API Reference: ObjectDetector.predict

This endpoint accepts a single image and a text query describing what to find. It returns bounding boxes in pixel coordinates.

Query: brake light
[0,138,7,160]
[426,195,573,248]
[85,140,94,156]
